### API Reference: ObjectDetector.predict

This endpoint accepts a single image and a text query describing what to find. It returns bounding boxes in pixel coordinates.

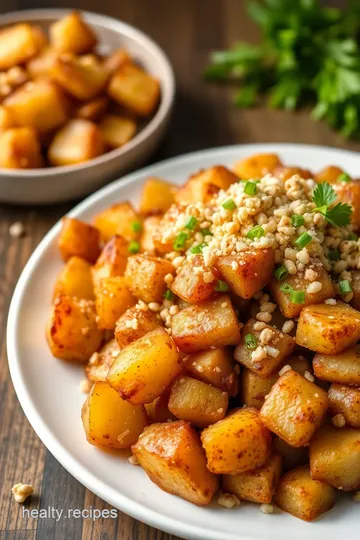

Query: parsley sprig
[312,182,352,227]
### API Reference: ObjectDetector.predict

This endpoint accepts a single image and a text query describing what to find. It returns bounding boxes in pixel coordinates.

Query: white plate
[7,144,360,540]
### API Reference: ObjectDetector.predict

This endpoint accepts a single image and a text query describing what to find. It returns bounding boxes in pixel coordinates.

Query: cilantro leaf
[326,202,353,227]
[312,182,337,208]
[312,182,352,227]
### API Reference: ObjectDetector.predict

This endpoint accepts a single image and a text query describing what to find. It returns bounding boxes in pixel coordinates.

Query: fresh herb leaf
[313,182,337,209]
[325,202,353,227]
[312,182,352,227]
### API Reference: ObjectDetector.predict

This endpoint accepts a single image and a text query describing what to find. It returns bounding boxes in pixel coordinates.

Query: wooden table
[0,1,357,539]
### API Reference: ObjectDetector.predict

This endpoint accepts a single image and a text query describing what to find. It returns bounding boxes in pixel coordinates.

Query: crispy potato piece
[58,217,100,263]
[85,338,119,382]
[132,420,218,505]
[153,205,184,254]
[108,64,160,117]
[95,276,136,330]
[75,96,109,121]
[93,201,140,243]
[0,66,29,101]
[168,376,228,428]
[51,55,109,101]
[107,328,183,405]
[103,48,131,74]
[91,235,129,291]
[310,424,360,491]
[140,216,161,255]
[0,127,43,169]
[273,437,308,470]
[0,105,15,130]
[49,11,97,54]
[175,166,238,205]
[99,114,136,148]
[46,296,103,363]
[48,119,105,166]
[139,177,177,215]
[82,381,147,449]
[351,270,360,311]
[115,306,160,348]
[53,256,94,301]
[233,153,282,179]
[4,81,68,133]
[144,390,176,424]
[216,249,275,300]
[272,166,312,181]
[171,295,241,353]
[296,301,360,354]
[0,23,45,70]
[315,165,345,184]
[201,407,272,474]
[171,256,218,304]
[328,384,360,428]
[125,254,174,303]
[333,181,360,230]
[184,347,239,397]
[313,344,360,385]
[260,370,328,447]
[27,47,59,79]
[235,319,295,377]
[223,453,282,504]
[275,466,335,522]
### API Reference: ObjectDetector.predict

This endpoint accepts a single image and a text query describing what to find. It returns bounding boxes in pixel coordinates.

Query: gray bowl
[0,9,175,204]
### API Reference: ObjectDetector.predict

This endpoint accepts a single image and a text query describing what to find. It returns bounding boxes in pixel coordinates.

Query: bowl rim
[0,8,175,177]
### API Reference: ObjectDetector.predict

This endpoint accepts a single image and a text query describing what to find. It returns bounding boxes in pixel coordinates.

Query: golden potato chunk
[153,205,184,255]
[48,119,105,166]
[107,328,183,404]
[351,270,360,311]
[49,11,97,54]
[140,216,161,255]
[0,23,45,70]
[85,338,119,382]
[0,127,43,169]
[53,256,94,301]
[216,249,275,300]
[75,96,109,121]
[275,466,335,522]
[139,177,177,215]
[99,114,136,148]
[91,235,129,292]
[296,301,360,354]
[328,384,360,428]
[27,47,59,80]
[125,254,174,303]
[315,165,344,184]
[272,166,312,181]
[51,55,109,101]
[233,153,282,179]
[82,382,147,449]
[93,201,140,243]
[201,407,271,474]
[223,453,282,504]
[46,296,103,363]
[0,105,15,130]
[310,424,360,491]
[114,306,160,348]
[333,181,360,230]
[168,376,228,428]
[103,48,131,74]
[171,256,218,304]
[273,437,308,470]
[313,344,360,385]
[175,166,238,205]
[144,391,175,424]
[108,64,160,117]
[132,420,218,505]
[58,217,100,263]
[95,276,136,330]
[171,295,241,353]
[260,370,328,447]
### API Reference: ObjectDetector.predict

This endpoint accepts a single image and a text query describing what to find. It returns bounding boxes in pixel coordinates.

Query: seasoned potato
[51,55,109,101]
[53,256,94,301]
[171,295,241,353]
[351,270,360,311]
[328,384,360,428]
[233,153,282,179]
[58,217,100,263]
[0,105,15,130]
[201,407,272,474]
[4,80,68,133]
[171,256,218,304]
[235,319,295,377]
[0,127,43,169]
[273,437,308,470]
[275,466,335,522]
[260,370,328,447]
[93,201,140,243]
[0,23,45,70]
[310,424,360,491]
[91,235,129,291]
[223,453,282,504]
[296,301,360,354]
[46,295,103,362]
[49,11,97,54]
[153,205,184,255]
[85,338,119,382]
[107,328,183,405]
[108,64,160,116]
[75,96,109,121]
[114,306,160,348]
[313,344,360,385]
[216,249,275,299]
[81,381,147,449]
[333,181,360,230]
[139,177,177,215]
[175,166,238,205]
[144,390,176,424]
[132,420,218,505]
[103,48,131,74]
[140,216,161,255]
[99,114,136,148]
[27,47,59,80]
[273,166,312,181]
[95,276,136,330]
[315,165,344,184]
[168,376,228,428]
[48,119,105,166]
[184,347,239,397]
[125,254,174,303]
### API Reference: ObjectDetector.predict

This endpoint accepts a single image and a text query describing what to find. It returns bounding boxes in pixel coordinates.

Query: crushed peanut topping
[128,454,139,466]
[11,483,34,504]
[217,492,241,508]
[279,364,292,376]
[80,379,92,393]
[260,503,274,514]
[304,371,315,383]
[332,414,346,428]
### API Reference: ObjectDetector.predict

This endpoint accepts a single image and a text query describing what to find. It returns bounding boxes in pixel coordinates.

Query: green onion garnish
[190,242,208,254]
[337,173,351,183]
[295,232,312,249]
[292,215,305,227]
[222,199,237,211]
[173,231,188,251]
[245,333,257,349]
[131,221,142,233]
[274,265,289,281]
[128,240,140,254]
[164,289,174,301]
[328,249,340,261]
[185,216,198,230]
[247,225,264,240]
[280,283,293,294]
[244,181,257,196]
[202,227,213,237]
[290,290,305,304]
[339,280,352,294]
[215,280,229,292]
[348,233,358,241]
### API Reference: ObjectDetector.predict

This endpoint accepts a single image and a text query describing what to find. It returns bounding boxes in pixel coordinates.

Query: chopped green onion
[339,280,352,294]
[274,265,289,281]
[292,214,305,227]
[131,221,142,233]
[328,249,340,261]
[337,173,351,183]
[290,290,305,304]
[246,225,264,240]
[222,199,237,211]
[244,181,257,196]
[128,240,140,254]
[348,233,358,241]
[215,280,229,292]
[202,227,213,237]
[190,242,208,254]
[164,289,174,301]
[295,232,312,248]
[280,283,293,294]
[173,231,188,251]
[245,333,257,349]
[185,216,198,230]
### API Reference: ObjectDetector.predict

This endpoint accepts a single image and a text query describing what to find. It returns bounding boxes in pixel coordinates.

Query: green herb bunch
[205,0,360,138]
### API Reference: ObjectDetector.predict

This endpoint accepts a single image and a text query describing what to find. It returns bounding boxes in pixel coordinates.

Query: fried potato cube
[46,296,103,362]
[272,166,312,181]
[351,270,360,311]
[140,215,161,255]
[201,407,272,474]
[81,382,147,449]
[48,119,105,166]
[171,256,218,304]
[0,23,45,70]
[216,249,275,300]
[53,256,94,301]
[103,48,131,74]
[108,64,160,116]
[168,376,228,428]
[269,266,335,318]
[49,11,97,54]
[171,295,241,353]
[107,328,183,404]
[233,153,282,179]
[235,319,295,377]
[51,55,109,101]
[93,201,140,243]
[275,466,335,522]
[153,205,184,254]
[144,390,176,424]
[95,276,136,330]
[4,81,68,133]
[260,370,328,447]
[0,105,15,130]
[296,301,360,354]
[328,384,360,428]
[175,166,238,205]
[58,217,101,263]
[313,344,360,385]
[98,114,136,148]
[0,127,43,169]
[91,235,129,291]
[241,369,279,409]
[310,424,360,491]
[273,437,308,470]
[139,177,177,215]
[315,165,345,184]
[75,96,109,121]
[115,306,160,348]
[184,347,239,397]
[125,254,174,303]
[132,420,218,505]
[223,453,282,504]
[85,338,119,382]
[333,181,360,230]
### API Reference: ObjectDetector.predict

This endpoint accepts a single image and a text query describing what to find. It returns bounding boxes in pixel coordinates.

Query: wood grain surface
[0,1,356,539]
